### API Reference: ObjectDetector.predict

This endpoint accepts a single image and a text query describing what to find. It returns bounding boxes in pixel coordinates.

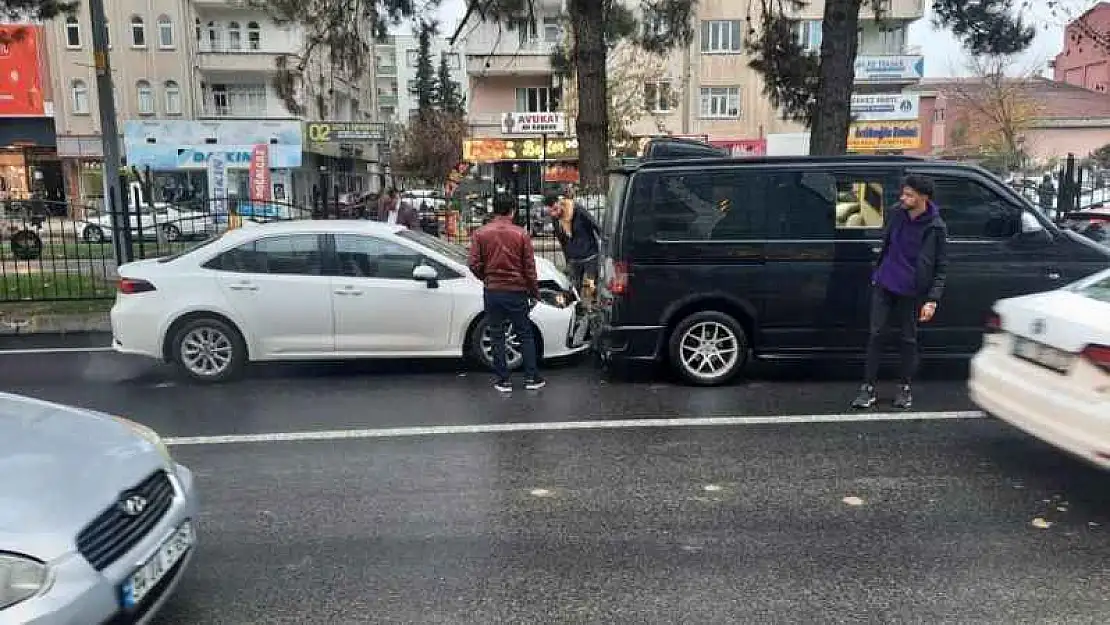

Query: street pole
[89,0,130,265]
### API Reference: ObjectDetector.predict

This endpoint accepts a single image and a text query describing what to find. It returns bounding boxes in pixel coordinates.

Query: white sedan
[110,220,591,382]
[969,267,1110,468]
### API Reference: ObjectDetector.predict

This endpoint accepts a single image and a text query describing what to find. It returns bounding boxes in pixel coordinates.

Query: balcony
[854,54,924,85]
[467,51,555,76]
[196,42,287,74]
[377,93,398,106]
[376,61,397,76]
[861,0,926,21]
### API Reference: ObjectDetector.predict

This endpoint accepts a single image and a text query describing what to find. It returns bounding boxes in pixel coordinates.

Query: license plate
[121,521,194,609]
[1012,337,1075,373]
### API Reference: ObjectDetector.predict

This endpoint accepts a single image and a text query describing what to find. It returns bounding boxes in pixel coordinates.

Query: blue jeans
[484,290,538,381]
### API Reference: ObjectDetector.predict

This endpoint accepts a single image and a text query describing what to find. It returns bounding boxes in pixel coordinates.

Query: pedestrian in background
[468,194,546,393]
[376,188,398,222]
[546,192,600,298]
[852,174,949,411]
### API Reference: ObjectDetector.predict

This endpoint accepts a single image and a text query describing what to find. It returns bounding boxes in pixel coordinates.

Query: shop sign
[500,112,566,135]
[248,144,271,202]
[847,121,922,151]
[207,154,228,222]
[0,26,46,117]
[850,93,920,121]
[709,138,767,157]
[305,122,387,143]
[854,55,924,82]
[544,164,579,183]
[463,137,579,162]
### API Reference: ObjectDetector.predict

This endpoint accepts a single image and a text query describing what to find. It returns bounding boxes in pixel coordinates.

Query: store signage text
[500,112,567,135]
[854,55,924,82]
[464,137,579,162]
[305,122,387,143]
[847,121,922,151]
[850,93,920,121]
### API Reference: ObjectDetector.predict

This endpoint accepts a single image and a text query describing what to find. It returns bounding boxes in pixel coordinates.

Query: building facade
[43,0,382,211]
[374,33,467,125]
[1053,2,1110,93]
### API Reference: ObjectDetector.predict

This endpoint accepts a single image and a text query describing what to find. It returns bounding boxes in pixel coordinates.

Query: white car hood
[535,255,571,289]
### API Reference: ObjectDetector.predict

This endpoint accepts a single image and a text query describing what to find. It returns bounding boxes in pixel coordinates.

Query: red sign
[248,144,271,202]
[710,138,767,157]
[0,26,45,117]
[544,164,579,183]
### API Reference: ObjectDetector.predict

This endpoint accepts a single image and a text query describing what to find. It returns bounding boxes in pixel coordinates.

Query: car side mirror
[413,264,439,288]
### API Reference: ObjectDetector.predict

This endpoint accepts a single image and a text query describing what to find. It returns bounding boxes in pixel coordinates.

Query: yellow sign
[847,121,921,151]
[463,137,579,162]
[304,122,386,144]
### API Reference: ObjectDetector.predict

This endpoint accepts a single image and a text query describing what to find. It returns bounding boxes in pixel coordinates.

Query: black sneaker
[494,380,513,393]
[524,377,547,391]
[851,384,877,409]
[893,384,913,410]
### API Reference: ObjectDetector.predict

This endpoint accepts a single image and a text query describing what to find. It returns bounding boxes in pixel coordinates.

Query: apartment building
[44,0,382,209]
[462,0,926,178]
[1053,2,1110,93]
[374,33,467,125]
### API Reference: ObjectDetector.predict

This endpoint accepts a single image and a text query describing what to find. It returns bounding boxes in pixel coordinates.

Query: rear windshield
[603,172,628,240]
[1076,272,1110,303]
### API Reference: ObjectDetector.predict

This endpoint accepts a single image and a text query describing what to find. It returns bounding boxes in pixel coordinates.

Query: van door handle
[870,246,882,255]
[228,282,258,291]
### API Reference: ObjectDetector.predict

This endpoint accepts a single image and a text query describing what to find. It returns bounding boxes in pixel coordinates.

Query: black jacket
[874,204,950,302]
[552,204,600,262]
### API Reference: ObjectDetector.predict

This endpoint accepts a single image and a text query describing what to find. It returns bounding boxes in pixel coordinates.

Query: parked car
[0,392,197,623]
[110,220,592,382]
[969,267,1110,468]
[1060,208,1110,247]
[79,183,215,243]
[595,155,1110,386]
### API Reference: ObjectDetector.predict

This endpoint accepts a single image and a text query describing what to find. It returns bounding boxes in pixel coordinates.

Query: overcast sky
[420,0,1074,78]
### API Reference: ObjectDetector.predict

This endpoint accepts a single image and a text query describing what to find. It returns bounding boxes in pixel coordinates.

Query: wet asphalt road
[2,343,1109,623]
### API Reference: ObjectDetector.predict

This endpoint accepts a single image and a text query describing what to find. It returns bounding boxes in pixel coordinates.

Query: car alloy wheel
[162,224,182,242]
[83,225,104,243]
[480,322,524,370]
[179,326,235,379]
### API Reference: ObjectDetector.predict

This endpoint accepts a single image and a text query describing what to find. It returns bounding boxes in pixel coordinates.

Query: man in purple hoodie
[852,174,949,410]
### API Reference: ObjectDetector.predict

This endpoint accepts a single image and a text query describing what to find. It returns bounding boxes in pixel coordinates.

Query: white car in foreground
[969,267,1110,468]
[110,221,591,382]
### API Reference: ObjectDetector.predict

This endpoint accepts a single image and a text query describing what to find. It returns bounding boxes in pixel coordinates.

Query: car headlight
[113,417,175,470]
[0,553,48,610]
[538,287,572,309]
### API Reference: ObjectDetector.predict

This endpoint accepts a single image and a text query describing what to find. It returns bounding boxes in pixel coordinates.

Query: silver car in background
[0,393,197,624]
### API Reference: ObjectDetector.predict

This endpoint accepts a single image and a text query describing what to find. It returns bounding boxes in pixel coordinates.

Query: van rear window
[603,172,628,239]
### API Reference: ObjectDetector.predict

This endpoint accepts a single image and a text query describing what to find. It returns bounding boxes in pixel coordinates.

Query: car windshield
[398,229,469,265]
[1075,271,1110,303]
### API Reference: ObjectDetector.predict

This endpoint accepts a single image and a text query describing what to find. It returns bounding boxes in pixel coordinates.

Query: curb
[0,312,111,335]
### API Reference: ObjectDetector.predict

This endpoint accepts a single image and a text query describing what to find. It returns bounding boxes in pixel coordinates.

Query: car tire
[162,224,182,242]
[83,225,105,243]
[9,229,42,261]
[667,310,749,387]
[170,316,247,383]
[469,315,537,372]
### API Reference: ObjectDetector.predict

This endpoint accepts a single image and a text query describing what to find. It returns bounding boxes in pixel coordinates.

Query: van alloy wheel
[678,321,740,381]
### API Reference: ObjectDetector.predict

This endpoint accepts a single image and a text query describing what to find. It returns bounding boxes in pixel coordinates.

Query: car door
[205,233,336,356]
[761,167,902,354]
[329,234,460,354]
[910,168,1061,354]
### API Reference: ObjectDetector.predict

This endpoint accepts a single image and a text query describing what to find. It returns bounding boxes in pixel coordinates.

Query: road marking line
[164,410,986,446]
[0,346,113,355]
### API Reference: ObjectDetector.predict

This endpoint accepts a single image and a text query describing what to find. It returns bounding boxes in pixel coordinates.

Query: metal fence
[0,190,605,303]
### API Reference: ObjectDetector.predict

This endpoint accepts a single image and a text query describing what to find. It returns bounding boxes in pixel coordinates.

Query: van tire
[668,311,748,386]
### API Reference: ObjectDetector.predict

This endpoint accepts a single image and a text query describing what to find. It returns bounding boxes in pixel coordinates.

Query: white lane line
[165,410,986,446]
[0,346,113,355]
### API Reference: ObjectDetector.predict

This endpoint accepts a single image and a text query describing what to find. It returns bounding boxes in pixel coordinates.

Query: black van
[595,155,1110,386]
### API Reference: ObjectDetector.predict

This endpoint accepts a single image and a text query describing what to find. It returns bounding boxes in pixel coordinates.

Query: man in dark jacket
[852,174,949,410]
[468,194,545,393]
[545,193,600,296]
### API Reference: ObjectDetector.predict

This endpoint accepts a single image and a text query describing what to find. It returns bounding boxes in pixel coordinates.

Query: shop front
[302,122,387,216]
[463,136,580,196]
[123,120,302,211]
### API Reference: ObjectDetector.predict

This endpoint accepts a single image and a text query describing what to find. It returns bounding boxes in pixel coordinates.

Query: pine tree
[414,20,438,116]
[436,53,464,115]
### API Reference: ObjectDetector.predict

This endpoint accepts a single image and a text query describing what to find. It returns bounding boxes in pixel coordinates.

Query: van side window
[930,176,1022,240]
[768,171,894,239]
[644,170,761,241]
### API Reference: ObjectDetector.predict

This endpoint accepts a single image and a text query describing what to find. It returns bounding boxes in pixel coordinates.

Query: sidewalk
[0,301,110,336]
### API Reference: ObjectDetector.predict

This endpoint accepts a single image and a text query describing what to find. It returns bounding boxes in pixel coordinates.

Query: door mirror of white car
[413,264,439,288]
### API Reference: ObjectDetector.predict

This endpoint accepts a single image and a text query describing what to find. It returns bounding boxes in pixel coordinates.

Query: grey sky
[420,0,1074,77]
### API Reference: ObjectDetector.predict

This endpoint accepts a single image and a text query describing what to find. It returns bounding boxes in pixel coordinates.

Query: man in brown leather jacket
[468,194,545,392]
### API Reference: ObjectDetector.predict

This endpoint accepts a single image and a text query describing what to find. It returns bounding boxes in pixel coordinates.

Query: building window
[136,80,154,114]
[65,16,81,48]
[158,16,174,48]
[247,21,261,50]
[207,84,267,116]
[105,20,111,48]
[699,86,740,118]
[644,81,672,113]
[228,21,242,50]
[130,16,146,47]
[515,19,537,47]
[380,105,395,121]
[933,108,946,123]
[445,52,461,70]
[207,21,220,50]
[406,49,418,67]
[794,20,821,53]
[515,86,560,113]
[701,20,743,53]
[407,79,418,94]
[195,18,201,44]
[164,80,182,114]
[543,17,561,43]
[71,80,89,114]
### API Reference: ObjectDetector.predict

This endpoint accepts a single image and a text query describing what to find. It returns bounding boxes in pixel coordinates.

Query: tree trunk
[809,0,862,155]
[569,0,609,192]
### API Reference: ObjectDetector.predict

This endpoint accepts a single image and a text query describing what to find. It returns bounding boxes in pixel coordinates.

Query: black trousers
[864,286,920,385]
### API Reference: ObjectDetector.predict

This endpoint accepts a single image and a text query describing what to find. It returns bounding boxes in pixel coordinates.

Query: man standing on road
[546,192,600,298]
[469,194,546,393]
[852,175,949,411]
